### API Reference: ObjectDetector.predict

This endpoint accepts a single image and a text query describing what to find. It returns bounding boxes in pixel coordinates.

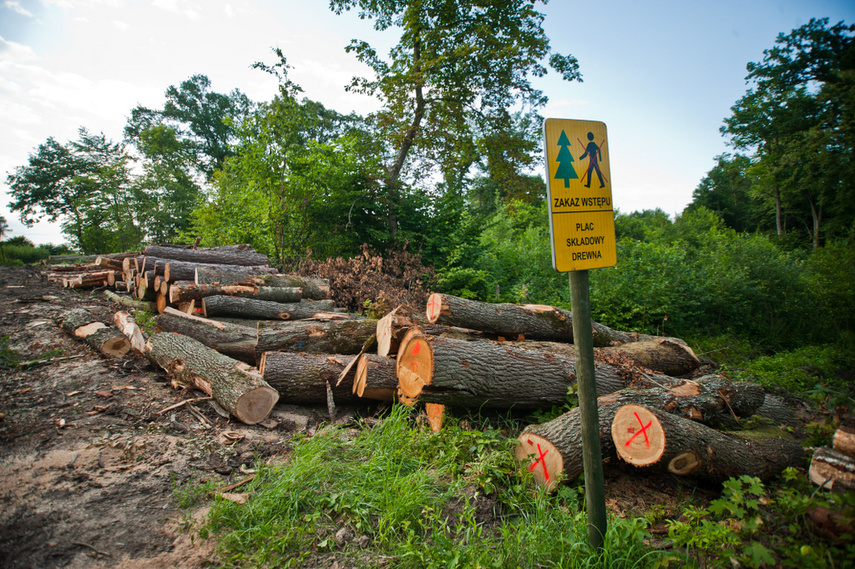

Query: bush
[1,243,50,265]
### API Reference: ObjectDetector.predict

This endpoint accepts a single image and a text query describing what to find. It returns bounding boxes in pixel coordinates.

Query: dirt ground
[0,265,339,568]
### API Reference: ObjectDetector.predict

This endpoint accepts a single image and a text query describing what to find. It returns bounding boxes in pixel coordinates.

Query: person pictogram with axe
[578,132,607,188]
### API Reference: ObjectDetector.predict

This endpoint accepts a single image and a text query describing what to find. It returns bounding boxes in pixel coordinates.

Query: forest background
[2,8,854,371]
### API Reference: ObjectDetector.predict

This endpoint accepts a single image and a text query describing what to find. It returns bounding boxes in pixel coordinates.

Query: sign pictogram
[543,118,617,272]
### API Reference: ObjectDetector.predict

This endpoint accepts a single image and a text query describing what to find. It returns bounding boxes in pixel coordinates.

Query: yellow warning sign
[543,118,617,272]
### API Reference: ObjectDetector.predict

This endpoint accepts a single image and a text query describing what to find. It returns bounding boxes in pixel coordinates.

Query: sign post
[543,118,616,549]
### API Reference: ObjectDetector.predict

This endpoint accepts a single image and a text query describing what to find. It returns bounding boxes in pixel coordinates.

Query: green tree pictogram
[555,130,578,187]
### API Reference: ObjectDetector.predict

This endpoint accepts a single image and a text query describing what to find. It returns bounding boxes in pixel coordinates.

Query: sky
[1,0,854,246]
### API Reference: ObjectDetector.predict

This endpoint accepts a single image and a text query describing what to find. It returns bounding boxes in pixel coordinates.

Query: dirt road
[0,266,322,568]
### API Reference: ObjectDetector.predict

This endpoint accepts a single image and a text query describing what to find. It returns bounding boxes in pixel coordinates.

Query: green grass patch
[197,406,662,568]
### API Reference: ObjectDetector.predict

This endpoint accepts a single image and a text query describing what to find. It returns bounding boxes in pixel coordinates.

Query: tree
[686,154,756,233]
[7,128,139,252]
[125,74,253,180]
[328,0,581,240]
[722,18,855,248]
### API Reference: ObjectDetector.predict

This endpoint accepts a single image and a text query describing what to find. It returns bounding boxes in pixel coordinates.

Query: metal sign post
[543,118,616,550]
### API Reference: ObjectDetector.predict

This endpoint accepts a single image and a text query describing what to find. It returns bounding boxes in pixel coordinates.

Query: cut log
[63,271,112,289]
[202,296,335,320]
[145,332,278,425]
[809,447,855,493]
[754,393,799,427]
[168,282,302,305]
[195,267,330,300]
[95,256,125,271]
[255,319,377,356]
[103,290,157,312]
[597,340,700,377]
[155,307,258,364]
[60,308,131,358]
[143,244,269,266]
[164,259,275,283]
[395,333,626,409]
[376,305,491,357]
[611,404,806,482]
[832,426,855,459]
[515,376,766,489]
[258,352,359,404]
[354,353,398,401]
[425,293,657,346]
[112,311,146,356]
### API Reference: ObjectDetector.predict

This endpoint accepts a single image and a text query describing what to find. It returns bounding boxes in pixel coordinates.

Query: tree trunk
[168,282,302,304]
[143,244,268,266]
[395,333,626,409]
[354,353,398,401]
[754,393,798,427]
[145,332,278,425]
[103,290,156,313]
[202,296,335,320]
[60,308,131,358]
[155,307,258,365]
[258,352,359,405]
[809,447,855,493]
[426,293,671,346]
[611,404,805,482]
[164,259,275,283]
[194,267,330,300]
[255,319,377,356]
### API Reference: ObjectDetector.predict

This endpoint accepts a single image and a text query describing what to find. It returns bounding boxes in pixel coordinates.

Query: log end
[234,386,280,425]
[101,335,132,358]
[612,404,666,467]
[516,433,563,491]
[396,334,433,399]
[425,403,444,432]
[426,293,443,323]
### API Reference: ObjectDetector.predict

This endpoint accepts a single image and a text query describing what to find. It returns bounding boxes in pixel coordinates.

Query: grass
[196,406,660,568]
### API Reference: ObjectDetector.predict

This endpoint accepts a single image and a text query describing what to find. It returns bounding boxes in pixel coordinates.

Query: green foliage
[201,406,662,568]
[0,243,50,265]
[667,472,855,568]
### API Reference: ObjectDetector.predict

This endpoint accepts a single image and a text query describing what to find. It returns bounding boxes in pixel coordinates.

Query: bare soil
[0,266,331,568]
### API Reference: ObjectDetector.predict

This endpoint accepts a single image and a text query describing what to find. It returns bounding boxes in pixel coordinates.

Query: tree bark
[395,333,626,409]
[809,447,855,493]
[155,307,259,364]
[145,332,278,425]
[255,319,377,356]
[143,244,268,266]
[60,308,131,358]
[202,296,335,320]
[164,260,275,283]
[258,352,359,404]
[194,267,330,300]
[354,353,398,401]
[103,290,156,312]
[425,293,672,346]
[754,393,799,427]
[611,404,805,482]
[168,282,302,304]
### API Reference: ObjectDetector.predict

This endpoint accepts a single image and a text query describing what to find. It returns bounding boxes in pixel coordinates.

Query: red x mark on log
[624,411,653,449]
[527,439,550,482]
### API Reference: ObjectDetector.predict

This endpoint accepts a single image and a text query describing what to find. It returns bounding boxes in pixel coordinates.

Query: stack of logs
[51,258,808,487]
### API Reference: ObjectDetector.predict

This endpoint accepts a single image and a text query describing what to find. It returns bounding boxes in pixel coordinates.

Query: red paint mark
[624,411,652,449]
[413,341,421,355]
[411,361,418,372]
[527,442,550,482]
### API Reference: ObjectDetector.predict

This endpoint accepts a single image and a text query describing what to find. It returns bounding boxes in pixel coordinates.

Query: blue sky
[1,0,853,245]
